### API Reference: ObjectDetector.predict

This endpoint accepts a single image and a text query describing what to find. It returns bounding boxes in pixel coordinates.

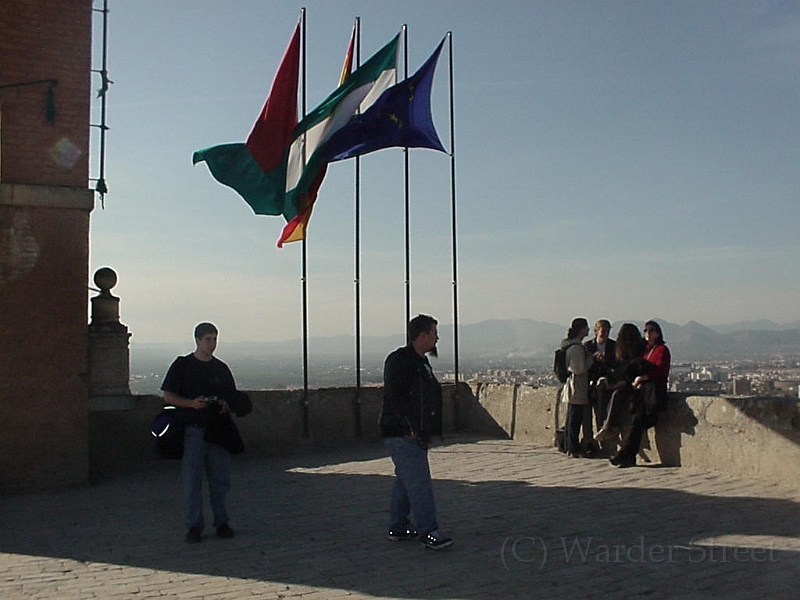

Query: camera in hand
[204,396,222,413]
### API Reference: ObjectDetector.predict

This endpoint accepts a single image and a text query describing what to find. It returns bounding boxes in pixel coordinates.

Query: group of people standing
[159,314,668,550]
[560,317,671,468]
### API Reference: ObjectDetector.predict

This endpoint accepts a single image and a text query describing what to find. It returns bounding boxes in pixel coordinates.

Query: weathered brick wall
[0,0,94,493]
[0,0,92,185]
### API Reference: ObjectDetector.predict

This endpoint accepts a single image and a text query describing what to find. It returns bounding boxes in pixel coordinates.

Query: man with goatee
[379,314,452,550]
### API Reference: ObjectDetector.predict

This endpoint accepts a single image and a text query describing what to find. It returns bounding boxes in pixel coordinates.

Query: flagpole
[352,17,363,438]
[402,24,411,335]
[447,31,461,429]
[300,7,310,438]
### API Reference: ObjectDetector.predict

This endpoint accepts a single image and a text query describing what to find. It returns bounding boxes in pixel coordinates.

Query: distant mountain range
[131,318,800,374]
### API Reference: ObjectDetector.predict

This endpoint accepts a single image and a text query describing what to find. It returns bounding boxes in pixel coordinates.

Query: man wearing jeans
[379,314,452,550]
[161,322,240,543]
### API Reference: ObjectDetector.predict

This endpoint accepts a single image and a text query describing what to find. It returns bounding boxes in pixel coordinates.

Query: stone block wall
[675,396,800,483]
[88,384,472,481]
[86,383,799,488]
[467,383,800,484]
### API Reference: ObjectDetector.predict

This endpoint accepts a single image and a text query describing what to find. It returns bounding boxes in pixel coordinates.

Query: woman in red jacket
[634,320,671,402]
[610,320,671,468]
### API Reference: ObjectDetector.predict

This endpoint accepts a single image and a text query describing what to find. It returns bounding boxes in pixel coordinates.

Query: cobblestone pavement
[1,437,798,599]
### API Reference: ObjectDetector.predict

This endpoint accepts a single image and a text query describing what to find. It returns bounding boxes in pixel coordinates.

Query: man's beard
[427,344,438,358]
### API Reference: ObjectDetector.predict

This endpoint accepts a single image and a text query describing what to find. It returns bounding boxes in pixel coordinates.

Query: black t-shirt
[161,353,237,425]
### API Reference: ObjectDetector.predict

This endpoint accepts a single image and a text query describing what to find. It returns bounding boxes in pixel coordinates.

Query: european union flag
[320,39,446,162]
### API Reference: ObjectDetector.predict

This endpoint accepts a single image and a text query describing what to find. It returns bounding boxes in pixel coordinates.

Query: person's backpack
[150,406,184,459]
[553,342,581,383]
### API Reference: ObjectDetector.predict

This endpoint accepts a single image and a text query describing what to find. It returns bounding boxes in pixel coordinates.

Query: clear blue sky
[89,0,800,345]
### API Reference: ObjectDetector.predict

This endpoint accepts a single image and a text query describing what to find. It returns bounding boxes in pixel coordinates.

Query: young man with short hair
[161,322,241,543]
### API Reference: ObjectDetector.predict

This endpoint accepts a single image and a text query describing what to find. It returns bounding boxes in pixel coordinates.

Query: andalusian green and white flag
[277,33,399,246]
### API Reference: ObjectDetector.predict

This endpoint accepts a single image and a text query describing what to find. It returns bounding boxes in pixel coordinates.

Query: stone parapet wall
[87,383,799,487]
[468,383,800,484]
[89,385,467,481]
[674,395,800,483]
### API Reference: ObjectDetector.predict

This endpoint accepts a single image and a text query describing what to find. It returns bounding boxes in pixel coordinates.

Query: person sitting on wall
[594,323,648,447]
[609,320,671,468]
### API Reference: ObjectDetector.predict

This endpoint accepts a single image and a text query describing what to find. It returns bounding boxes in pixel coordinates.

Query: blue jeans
[182,425,231,530]
[384,437,438,536]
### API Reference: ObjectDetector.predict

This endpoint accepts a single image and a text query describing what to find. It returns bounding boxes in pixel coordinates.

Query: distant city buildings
[458,359,800,399]
[129,353,800,399]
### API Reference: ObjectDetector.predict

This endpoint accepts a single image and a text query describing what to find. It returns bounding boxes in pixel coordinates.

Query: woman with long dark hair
[635,320,671,403]
[594,323,646,443]
[610,320,671,468]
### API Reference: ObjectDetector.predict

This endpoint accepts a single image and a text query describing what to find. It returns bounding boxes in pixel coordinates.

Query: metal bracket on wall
[0,79,58,124]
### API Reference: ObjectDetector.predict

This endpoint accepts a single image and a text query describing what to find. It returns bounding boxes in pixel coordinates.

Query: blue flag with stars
[319,38,446,162]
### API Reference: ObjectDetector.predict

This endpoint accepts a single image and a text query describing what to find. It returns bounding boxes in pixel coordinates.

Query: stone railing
[89,383,799,486]
[90,384,470,480]
[467,383,800,484]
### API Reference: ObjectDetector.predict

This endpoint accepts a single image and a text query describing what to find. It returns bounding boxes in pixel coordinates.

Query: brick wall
[0,0,92,186]
[0,0,94,492]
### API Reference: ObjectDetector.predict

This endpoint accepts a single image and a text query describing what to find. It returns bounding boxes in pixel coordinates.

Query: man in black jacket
[379,314,452,550]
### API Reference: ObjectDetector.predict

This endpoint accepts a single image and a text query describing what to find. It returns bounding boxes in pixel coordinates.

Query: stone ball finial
[94,267,118,294]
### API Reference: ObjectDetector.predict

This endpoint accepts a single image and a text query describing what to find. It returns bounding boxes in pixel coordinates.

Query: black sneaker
[388,528,418,541]
[420,531,453,550]
[216,523,235,539]
[185,527,202,543]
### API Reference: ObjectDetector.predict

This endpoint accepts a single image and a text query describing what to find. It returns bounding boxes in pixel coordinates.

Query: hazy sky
[89,0,800,345]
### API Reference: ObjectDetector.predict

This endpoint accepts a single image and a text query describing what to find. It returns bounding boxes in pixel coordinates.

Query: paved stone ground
[1,436,798,599]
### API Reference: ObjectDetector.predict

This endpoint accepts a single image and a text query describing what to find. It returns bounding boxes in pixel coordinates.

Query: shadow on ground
[1,440,798,599]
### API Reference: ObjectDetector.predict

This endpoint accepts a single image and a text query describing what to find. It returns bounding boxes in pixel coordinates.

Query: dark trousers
[601,385,634,431]
[565,404,589,454]
[616,382,661,460]
[594,382,612,430]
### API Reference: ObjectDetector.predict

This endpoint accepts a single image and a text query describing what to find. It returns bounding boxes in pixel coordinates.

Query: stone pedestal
[88,267,132,407]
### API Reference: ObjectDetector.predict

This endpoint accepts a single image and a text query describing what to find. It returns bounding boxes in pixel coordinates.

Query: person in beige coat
[561,317,595,457]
